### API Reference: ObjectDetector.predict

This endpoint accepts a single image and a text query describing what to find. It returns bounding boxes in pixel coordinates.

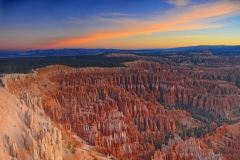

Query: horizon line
[1,44,240,53]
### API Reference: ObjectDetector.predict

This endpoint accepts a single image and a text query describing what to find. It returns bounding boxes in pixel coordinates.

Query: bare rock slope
[0,87,62,160]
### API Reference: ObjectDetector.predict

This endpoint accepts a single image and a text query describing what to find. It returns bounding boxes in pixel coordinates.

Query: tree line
[0,55,138,74]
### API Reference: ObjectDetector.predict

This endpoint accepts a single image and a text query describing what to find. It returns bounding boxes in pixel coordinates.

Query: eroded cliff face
[201,122,240,160]
[5,61,240,121]
[151,134,223,160]
[4,66,177,159]
[0,87,62,160]
[2,58,240,159]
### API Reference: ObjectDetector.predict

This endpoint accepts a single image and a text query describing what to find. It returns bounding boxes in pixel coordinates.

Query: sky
[0,0,240,52]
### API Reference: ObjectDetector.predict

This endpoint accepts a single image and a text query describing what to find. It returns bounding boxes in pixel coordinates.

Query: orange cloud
[40,0,240,49]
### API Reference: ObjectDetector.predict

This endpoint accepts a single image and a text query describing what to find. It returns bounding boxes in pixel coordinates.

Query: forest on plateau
[0,55,138,74]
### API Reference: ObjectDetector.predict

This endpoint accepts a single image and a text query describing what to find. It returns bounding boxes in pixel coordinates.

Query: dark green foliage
[219,147,225,154]
[186,129,194,137]
[224,118,240,125]
[0,55,137,74]
[236,81,240,88]
[194,127,203,138]
[173,103,240,127]
[0,79,4,87]
[165,132,174,144]
[67,142,71,149]
[193,124,213,138]
[154,140,162,149]
[230,106,240,117]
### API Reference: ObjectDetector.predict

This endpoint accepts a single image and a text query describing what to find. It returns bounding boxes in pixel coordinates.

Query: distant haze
[1,45,240,58]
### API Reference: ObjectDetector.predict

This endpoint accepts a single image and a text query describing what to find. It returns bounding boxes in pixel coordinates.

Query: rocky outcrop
[3,60,240,159]
[152,134,223,160]
[202,122,240,160]
[50,87,171,159]
[10,143,19,158]
[0,86,64,160]
[24,130,38,152]
[21,94,62,160]
[24,110,36,128]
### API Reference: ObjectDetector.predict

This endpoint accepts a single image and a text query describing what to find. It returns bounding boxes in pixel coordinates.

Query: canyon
[0,52,240,159]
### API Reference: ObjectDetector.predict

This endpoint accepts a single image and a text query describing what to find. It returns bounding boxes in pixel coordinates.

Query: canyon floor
[0,52,240,160]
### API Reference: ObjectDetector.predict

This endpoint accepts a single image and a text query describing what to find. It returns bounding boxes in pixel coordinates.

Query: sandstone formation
[1,53,240,159]
[0,86,63,160]
[201,122,240,160]
[151,134,223,160]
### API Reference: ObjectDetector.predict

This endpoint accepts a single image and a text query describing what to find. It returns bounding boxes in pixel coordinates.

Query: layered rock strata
[151,134,223,160]
[3,60,240,159]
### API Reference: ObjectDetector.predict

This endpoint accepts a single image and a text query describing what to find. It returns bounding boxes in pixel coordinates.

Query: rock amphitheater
[1,57,240,160]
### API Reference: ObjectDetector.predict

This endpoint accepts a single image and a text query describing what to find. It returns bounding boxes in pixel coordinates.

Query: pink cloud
[40,0,240,49]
